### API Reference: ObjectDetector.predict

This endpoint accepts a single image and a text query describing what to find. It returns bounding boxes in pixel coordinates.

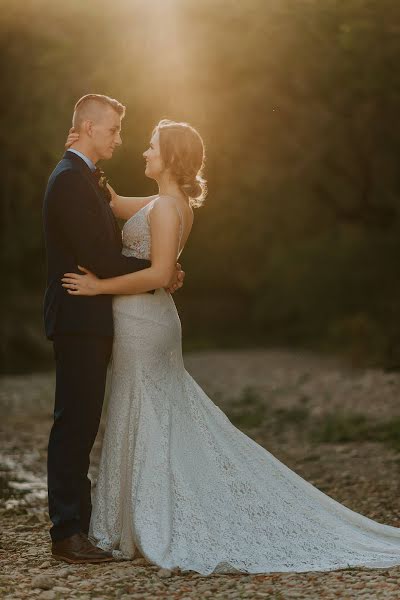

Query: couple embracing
[43,94,400,575]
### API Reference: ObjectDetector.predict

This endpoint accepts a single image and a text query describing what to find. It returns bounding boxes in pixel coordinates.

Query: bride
[62,119,400,575]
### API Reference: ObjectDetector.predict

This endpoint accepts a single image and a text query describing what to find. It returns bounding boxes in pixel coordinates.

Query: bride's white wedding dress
[89,197,400,575]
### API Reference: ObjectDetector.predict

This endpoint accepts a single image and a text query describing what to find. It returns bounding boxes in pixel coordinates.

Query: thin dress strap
[148,196,185,256]
[174,203,184,254]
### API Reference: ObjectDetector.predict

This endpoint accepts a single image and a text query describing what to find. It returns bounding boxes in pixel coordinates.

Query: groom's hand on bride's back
[165,263,185,294]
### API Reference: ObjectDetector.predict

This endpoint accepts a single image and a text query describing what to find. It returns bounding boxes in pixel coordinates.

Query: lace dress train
[89,199,400,575]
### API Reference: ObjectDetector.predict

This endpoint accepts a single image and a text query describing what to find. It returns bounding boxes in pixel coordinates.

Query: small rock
[32,575,54,590]
[39,592,56,600]
[113,567,131,577]
[53,586,71,594]
[352,582,365,589]
[26,514,41,524]
[56,567,73,577]
[15,524,37,531]
[132,558,147,565]
[157,568,172,578]
[39,561,51,569]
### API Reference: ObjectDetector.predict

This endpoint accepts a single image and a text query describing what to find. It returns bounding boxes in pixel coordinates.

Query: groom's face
[90,107,122,161]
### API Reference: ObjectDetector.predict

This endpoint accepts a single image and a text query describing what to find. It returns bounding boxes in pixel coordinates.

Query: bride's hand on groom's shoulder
[65,127,79,149]
[165,263,185,294]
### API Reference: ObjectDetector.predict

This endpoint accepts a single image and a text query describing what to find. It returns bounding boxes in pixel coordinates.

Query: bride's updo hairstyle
[154,119,207,208]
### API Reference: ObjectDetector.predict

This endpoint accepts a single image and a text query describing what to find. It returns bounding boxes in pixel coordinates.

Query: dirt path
[1,349,400,599]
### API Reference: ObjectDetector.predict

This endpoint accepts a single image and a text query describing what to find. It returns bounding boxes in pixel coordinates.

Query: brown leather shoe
[51,532,113,564]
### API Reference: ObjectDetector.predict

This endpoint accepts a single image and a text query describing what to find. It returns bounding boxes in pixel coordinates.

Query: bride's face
[143,131,164,180]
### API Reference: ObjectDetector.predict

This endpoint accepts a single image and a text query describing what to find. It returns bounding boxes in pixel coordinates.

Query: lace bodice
[121,198,183,260]
[121,201,153,260]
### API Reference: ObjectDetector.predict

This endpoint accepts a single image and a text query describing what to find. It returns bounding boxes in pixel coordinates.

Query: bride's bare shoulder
[152,195,193,219]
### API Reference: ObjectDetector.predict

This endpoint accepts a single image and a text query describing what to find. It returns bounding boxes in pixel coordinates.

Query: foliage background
[1,0,400,373]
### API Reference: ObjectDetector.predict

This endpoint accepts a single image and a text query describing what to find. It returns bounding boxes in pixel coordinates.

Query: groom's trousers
[47,334,113,542]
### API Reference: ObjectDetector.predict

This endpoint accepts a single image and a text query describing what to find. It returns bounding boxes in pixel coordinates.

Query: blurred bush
[252,227,400,365]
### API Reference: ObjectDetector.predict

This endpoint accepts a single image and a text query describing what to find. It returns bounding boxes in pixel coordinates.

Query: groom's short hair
[72,94,126,130]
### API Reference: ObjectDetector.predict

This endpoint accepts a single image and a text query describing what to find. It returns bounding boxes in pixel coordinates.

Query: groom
[43,94,184,563]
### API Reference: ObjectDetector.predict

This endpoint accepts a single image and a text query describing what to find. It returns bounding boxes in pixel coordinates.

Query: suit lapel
[64,151,122,247]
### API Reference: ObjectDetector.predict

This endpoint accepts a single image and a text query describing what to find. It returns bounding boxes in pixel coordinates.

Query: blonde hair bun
[154,119,207,208]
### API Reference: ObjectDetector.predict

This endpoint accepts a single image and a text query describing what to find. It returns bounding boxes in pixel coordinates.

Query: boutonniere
[95,168,112,203]
[97,170,108,189]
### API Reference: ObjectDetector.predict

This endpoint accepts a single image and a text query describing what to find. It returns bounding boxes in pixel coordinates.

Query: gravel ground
[1,349,400,599]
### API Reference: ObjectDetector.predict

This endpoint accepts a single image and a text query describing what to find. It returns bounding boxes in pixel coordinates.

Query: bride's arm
[108,184,158,221]
[62,199,181,295]
[64,129,157,221]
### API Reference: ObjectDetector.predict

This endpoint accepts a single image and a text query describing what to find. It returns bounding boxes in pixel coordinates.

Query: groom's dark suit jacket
[42,150,151,340]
